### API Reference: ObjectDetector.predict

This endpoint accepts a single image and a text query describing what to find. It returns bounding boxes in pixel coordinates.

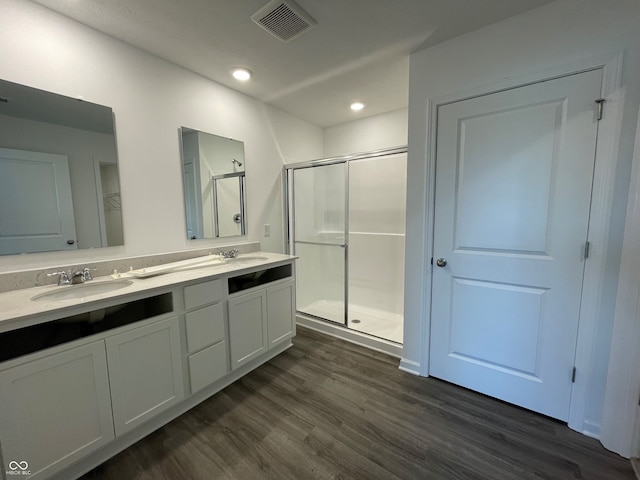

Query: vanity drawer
[185,302,225,353]
[184,278,223,309]
[188,341,228,393]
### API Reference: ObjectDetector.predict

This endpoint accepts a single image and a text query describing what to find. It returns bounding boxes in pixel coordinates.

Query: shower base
[298,300,403,344]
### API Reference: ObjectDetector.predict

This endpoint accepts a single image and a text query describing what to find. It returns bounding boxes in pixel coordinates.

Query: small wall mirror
[0,78,123,255]
[180,128,246,239]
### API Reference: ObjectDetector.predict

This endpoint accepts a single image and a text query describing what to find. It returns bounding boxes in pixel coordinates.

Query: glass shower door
[292,162,347,325]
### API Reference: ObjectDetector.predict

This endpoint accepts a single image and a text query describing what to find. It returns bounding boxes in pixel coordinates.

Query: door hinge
[572,366,577,383]
[596,98,606,121]
[583,241,591,260]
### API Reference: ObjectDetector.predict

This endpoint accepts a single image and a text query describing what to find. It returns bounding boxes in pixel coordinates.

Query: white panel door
[0,148,77,254]
[430,69,602,420]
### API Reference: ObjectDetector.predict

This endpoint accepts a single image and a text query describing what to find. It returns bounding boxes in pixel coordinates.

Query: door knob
[436,258,447,267]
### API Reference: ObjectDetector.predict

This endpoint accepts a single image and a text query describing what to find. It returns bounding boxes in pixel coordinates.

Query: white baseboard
[581,420,601,440]
[296,314,403,358]
[399,357,421,376]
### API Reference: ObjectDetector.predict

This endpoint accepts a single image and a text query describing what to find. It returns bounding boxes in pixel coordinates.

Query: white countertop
[0,252,296,332]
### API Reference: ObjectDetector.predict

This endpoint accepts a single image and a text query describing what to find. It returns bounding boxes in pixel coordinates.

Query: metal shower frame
[283,145,407,326]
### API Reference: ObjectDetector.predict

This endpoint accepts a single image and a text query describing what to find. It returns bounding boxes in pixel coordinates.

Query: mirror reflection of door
[182,159,203,239]
[0,148,78,254]
[0,78,124,256]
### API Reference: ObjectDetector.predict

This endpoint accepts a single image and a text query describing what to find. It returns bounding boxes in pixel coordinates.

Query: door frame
[93,158,108,247]
[413,52,625,437]
[182,157,204,240]
[600,107,640,457]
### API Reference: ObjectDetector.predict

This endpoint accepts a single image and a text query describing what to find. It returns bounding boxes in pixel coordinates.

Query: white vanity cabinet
[105,316,184,436]
[183,279,229,393]
[0,252,296,480]
[0,340,115,479]
[228,273,296,370]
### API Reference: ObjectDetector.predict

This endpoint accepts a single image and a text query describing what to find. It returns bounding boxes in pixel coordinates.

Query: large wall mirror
[0,79,123,255]
[180,127,247,239]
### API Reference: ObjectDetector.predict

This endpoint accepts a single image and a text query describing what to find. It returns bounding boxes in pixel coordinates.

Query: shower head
[232,158,243,167]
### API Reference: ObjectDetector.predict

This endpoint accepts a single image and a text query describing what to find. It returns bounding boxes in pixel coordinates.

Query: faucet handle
[82,267,96,281]
[47,271,71,286]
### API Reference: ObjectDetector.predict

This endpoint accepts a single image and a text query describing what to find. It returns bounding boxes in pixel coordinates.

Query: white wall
[405,0,640,447]
[324,108,408,157]
[198,133,245,176]
[0,0,322,272]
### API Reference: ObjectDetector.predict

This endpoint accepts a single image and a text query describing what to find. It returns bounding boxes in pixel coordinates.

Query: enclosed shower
[285,147,406,345]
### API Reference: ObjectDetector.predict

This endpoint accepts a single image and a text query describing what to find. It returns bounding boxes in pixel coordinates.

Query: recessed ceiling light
[350,102,365,111]
[232,68,252,81]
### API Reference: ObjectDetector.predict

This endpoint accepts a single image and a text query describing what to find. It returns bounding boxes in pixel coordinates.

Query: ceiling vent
[251,0,317,42]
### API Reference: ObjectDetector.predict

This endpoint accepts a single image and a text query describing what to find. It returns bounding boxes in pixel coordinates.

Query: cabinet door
[0,341,114,478]
[267,279,296,348]
[106,317,184,436]
[228,289,268,370]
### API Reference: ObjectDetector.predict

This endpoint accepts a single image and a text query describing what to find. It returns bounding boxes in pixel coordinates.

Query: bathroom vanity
[0,253,295,479]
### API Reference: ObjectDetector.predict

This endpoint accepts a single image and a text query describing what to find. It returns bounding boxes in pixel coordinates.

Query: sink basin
[32,279,133,302]
[224,256,269,264]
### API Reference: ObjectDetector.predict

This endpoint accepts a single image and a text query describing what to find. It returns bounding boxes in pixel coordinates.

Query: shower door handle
[436,258,447,267]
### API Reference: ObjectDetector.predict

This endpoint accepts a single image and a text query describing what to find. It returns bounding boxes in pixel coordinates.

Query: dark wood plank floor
[82,327,633,480]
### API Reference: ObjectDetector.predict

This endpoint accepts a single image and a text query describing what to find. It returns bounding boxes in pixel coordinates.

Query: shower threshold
[298,300,403,344]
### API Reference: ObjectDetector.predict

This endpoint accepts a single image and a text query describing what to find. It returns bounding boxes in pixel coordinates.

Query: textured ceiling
[31,0,554,128]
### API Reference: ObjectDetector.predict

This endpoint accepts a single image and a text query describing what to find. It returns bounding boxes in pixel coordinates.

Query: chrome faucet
[83,267,95,281]
[220,248,239,259]
[47,267,95,286]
